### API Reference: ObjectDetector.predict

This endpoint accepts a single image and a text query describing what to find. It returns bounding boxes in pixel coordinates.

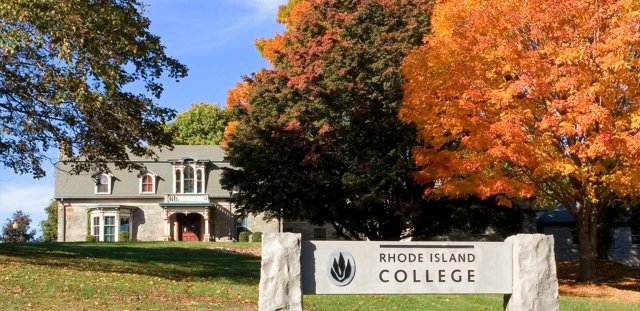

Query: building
[54,145,279,242]
[537,206,640,267]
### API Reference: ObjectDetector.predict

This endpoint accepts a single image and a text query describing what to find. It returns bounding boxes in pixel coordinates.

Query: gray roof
[536,206,575,225]
[127,145,226,162]
[55,145,231,199]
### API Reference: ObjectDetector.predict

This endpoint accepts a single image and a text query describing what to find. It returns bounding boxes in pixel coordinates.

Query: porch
[161,203,213,242]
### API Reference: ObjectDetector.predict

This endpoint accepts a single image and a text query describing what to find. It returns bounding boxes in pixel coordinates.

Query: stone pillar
[259,233,302,311]
[115,214,121,242]
[163,210,171,241]
[57,201,66,242]
[173,217,180,241]
[203,210,211,242]
[98,210,105,242]
[504,234,559,311]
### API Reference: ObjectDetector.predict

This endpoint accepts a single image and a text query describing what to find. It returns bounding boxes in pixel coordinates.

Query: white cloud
[218,0,288,34]
[238,0,287,15]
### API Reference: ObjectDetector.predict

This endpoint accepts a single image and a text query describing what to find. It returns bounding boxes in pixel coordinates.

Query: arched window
[175,170,182,193]
[140,173,155,194]
[196,169,203,193]
[95,174,111,194]
[184,166,194,193]
[172,161,207,194]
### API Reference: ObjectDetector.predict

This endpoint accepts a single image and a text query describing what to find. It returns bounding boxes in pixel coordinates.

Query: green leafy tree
[222,0,433,240]
[40,200,58,242]
[0,0,187,177]
[1,210,36,243]
[168,103,229,145]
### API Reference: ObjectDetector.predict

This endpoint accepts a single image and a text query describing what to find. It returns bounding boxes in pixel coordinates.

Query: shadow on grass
[557,260,640,292]
[0,242,260,284]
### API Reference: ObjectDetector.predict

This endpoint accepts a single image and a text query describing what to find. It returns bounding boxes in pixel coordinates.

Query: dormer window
[139,172,156,194]
[95,174,111,194]
[173,161,206,194]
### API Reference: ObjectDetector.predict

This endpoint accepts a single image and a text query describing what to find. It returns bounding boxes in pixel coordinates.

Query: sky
[0,0,288,235]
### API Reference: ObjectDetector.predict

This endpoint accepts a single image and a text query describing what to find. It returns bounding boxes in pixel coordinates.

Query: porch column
[115,213,121,242]
[98,209,105,242]
[203,209,211,242]
[163,210,171,241]
[173,216,180,241]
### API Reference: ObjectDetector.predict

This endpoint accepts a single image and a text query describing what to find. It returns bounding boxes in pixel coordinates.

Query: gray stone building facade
[55,145,279,242]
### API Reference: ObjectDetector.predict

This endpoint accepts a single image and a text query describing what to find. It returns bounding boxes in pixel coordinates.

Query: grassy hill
[0,242,637,310]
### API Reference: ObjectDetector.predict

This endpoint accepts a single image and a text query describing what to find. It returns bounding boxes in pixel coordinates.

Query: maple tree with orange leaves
[401,0,640,281]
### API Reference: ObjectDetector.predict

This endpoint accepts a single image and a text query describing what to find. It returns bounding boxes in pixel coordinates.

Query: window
[88,207,131,242]
[120,217,130,233]
[92,216,100,238]
[570,226,579,245]
[184,166,194,193]
[173,163,207,194]
[196,169,203,193]
[140,173,155,194]
[104,216,115,242]
[175,170,182,193]
[95,174,111,194]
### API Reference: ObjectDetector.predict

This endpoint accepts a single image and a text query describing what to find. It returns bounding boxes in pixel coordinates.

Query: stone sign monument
[259,233,558,311]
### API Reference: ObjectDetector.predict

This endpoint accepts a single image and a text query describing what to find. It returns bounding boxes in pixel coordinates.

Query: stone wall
[61,204,89,242]
[212,201,234,241]
[133,204,166,241]
[248,214,279,238]
[210,200,280,241]
[59,200,282,242]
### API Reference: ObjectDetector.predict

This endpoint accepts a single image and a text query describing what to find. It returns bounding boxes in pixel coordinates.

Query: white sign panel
[301,241,512,294]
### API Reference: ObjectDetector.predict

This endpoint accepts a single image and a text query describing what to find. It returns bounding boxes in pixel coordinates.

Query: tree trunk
[577,205,598,282]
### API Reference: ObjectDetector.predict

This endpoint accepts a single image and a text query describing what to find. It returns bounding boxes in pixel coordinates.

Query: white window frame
[173,163,206,194]
[95,173,112,194]
[92,216,100,238]
[104,216,116,242]
[139,172,156,194]
[88,208,131,242]
[184,166,195,193]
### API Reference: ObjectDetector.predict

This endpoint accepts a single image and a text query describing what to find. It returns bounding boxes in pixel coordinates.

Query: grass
[0,242,637,310]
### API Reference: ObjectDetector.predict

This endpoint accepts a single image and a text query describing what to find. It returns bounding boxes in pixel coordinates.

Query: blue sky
[0,0,288,234]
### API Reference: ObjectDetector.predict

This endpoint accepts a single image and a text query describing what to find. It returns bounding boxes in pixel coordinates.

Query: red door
[178,214,201,241]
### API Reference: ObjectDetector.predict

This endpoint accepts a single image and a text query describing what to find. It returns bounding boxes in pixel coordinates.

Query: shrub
[238,231,249,242]
[86,234,96,242]
[252,232,262,243]
[119,232,130,242]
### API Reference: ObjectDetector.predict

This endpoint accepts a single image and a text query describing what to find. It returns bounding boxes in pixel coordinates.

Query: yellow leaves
[257,34,285,64]
[630,114,640,129]
[226,81,250,111]
[222,121,239,149]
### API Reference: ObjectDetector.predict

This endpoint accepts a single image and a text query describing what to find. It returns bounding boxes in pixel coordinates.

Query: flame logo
[328,251,355,286]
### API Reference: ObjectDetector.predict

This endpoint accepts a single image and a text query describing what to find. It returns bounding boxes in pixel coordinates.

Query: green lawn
[0,242,636,310]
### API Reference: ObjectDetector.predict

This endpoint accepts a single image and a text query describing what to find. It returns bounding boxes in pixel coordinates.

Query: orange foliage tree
[401,0,640,281]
